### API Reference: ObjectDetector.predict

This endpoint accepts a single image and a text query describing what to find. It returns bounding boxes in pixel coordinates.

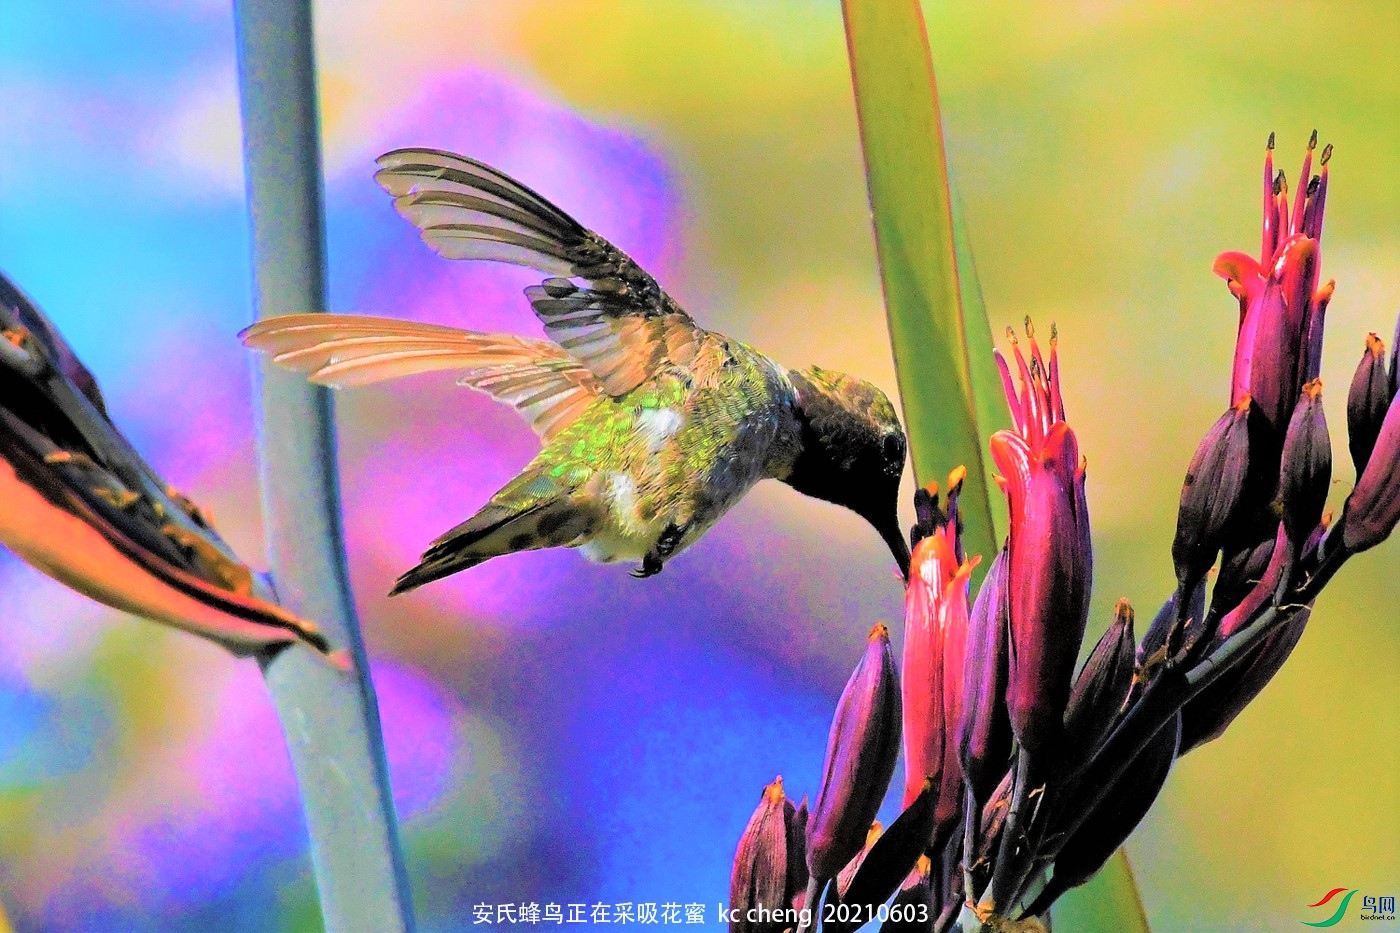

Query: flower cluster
[729,133,1400,931]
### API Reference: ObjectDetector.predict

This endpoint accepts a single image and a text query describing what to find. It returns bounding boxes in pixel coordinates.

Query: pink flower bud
[1215,133,1335,435]
[901,470,978,836]
[989,324,1092,752]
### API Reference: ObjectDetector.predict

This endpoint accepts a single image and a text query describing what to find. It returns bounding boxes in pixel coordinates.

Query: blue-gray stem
[234,1,415,929]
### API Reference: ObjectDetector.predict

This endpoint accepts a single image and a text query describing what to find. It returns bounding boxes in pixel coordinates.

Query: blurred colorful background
[1,1,1397,930]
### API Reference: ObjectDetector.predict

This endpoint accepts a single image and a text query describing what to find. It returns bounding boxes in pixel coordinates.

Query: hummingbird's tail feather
[390,487,600,594]
[242,314,603,440]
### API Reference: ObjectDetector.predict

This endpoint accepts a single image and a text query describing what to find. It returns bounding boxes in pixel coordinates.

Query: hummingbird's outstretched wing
[374,148,710,397]
[0,272,327,655]
[241,314,604,441]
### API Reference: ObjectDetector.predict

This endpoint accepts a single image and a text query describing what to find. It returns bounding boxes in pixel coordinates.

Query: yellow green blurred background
[1,1,1396,930]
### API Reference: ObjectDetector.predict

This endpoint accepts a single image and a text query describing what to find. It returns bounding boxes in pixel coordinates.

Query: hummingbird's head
[785,365,911,580]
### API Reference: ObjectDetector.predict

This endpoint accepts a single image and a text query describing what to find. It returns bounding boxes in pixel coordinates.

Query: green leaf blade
[1053,850,1153,933]
[840,3,1148,931]
[841,0,999,570]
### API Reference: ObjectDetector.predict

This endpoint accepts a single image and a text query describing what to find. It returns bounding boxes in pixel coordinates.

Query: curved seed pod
[1181,607,1311,753]
[1339,364,1400,553]
[1028,712,1181,917]
[0,271,327,656]
[1346,334,1390,477]
[1171,397,1258,592]
[1136,581,1207,677]
[1208,534,1275,625]
[730,777,807,933]
[957,549,1011,807]
[1277,381,1332,545]
[877,856,933,933]
[807,624,903,884]
[836,821,883,899]
[1064,600,1136,762]
[827,780,937,933]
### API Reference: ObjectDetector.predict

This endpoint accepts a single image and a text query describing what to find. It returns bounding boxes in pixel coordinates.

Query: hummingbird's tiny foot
[654,522,688,559]
[630,553,664,578]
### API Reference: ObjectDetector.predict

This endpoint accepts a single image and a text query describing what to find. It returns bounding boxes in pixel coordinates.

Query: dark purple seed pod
[730,777,808,933]
[1172,396,1257,591]
[826,779,937,931]
[1028,712,1181,916]
[957,550,1012,806]
[807,624,903,884]
[788,798,809,907]
[1277,380,1332,544]
[1180,607,1311,753]
[1339,384,1400,554]
[836,822,883,899]
[1391,312,1400,401]
[1347,334,1391,477]
[1137,581,1206,671]
[876,857,933,933]
[1064,599,1136,762]
[1208,534,1276,624]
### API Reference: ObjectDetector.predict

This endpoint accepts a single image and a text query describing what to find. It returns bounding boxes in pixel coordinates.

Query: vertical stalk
[233,2,415,929]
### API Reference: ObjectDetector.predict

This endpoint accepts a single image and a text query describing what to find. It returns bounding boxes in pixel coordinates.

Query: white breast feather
[637,407,685,451]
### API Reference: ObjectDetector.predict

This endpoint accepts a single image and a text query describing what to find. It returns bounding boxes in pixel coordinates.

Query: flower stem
[983,748,1038,921]
[234,1,415,929]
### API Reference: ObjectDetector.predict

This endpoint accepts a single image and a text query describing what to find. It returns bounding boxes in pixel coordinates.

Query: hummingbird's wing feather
[375,148,708,397]
[242,313,603,441]
[0,272,326,654]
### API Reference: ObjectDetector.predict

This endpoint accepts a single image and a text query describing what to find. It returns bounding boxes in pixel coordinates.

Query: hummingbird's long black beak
[876,512,912,582]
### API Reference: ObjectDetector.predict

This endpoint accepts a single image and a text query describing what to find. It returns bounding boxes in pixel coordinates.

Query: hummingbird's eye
[883,433,905,463]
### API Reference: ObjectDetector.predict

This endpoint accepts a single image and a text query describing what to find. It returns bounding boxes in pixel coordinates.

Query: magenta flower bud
[1338,385,1400,553]
[1030,713,1180,916]
[990,324,1092,753]
[1347,334,1391,477]
[1064,600,1136,761]
[1181,608,1310,753]
[730,777,808,933]
[957,549,1012,806]
[1171,396,1258,592]
[1277,380,1332,544]
[900,468,978,845]
[807,624,902,884]
[1215,133,1335,435]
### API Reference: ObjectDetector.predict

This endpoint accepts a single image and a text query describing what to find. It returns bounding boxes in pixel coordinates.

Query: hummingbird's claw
[630,553,664,578]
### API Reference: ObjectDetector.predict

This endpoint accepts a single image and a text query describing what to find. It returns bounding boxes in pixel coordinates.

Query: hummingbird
[0,271,329,657]
[243,148,911,593]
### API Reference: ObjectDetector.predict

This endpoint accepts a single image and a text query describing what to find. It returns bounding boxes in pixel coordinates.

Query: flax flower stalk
[234,1,414,928]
